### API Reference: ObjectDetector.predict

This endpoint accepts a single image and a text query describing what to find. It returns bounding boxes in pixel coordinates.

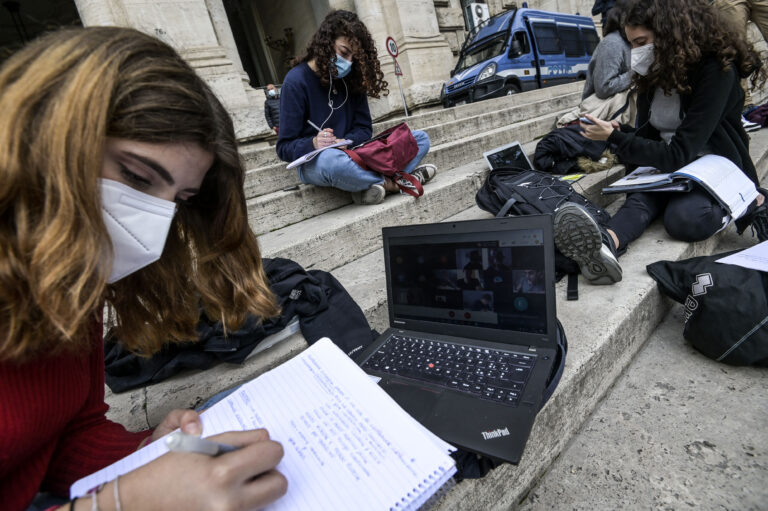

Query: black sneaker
[411,164,437,184]
[554,202,622,285]
[735,188,768,242]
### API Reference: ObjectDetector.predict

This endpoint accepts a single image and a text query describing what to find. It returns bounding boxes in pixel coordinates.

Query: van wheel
[505,84,521,96]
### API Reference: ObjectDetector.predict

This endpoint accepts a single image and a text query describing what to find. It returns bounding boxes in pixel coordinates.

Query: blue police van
[441,7,599,107]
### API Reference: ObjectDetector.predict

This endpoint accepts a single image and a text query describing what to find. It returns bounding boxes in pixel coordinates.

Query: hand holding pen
[308,119,338,149]
[75,430,287,510]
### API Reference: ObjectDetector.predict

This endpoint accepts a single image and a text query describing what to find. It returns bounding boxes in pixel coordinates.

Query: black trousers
[608,186,726,250]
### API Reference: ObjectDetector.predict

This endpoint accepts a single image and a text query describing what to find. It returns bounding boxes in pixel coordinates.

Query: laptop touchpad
[382,380,440,422]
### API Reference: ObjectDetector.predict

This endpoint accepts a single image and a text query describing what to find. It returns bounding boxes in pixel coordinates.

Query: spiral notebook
[71,338,457,510]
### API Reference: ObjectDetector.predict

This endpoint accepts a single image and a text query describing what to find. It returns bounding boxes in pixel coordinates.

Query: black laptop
[355,215,558,464]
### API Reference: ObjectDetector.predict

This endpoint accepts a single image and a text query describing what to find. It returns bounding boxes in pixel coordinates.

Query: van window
[582,28,599,55]
[456,32,507,72]
[559,26,584,57]
[532,23,561,55]
[508,30,531,58]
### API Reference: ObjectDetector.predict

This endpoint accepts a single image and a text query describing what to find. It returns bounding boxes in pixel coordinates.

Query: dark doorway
[0,0,81,66]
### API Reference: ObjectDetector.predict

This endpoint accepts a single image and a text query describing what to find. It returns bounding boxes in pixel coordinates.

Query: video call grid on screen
[388,228,547,335]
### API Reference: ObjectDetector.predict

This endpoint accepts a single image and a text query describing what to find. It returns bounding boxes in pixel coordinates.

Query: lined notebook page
[72,338,456,509]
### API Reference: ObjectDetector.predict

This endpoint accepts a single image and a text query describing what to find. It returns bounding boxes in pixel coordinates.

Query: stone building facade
[2,0,595,140]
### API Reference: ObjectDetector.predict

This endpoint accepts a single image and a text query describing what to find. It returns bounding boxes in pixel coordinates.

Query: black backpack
[475,166,611,300]
[647,251,768,366]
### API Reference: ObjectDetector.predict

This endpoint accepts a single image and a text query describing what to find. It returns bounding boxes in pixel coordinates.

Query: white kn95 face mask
[99,178,177,283]
[631,43,655,76]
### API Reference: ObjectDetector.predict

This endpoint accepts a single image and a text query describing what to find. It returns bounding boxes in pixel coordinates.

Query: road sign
[394,59,402,76]
[385,36,398,58]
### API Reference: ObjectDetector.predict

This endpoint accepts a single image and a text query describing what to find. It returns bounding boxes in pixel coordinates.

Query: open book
[71,338,457,510]
[286,139,353,170]
[603,154,758,219]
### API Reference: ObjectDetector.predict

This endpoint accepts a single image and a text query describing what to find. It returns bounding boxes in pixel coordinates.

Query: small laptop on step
[482,140,534,170]
[355,215,558,464]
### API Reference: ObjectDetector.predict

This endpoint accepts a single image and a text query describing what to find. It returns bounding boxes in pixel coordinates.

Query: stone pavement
[517,229,768,511]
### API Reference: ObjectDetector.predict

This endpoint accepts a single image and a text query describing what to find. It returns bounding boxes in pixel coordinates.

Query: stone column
[74,0,129,25]
[74,0,272,141]
[355,0,454,118]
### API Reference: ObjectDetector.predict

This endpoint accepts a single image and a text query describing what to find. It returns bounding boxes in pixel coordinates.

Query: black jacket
[534,125,608,174]
[608,56,758,185]
[264,96,280,129]
[104,258,377,392]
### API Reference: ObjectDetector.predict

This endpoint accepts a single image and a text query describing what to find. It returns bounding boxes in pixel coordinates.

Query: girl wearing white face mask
[275,10,436,205]
[0,27,289,511]
[555,0,768,286]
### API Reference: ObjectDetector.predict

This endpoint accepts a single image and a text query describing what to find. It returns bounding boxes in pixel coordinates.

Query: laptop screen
[386,225,549,336]
[483,142,533,170]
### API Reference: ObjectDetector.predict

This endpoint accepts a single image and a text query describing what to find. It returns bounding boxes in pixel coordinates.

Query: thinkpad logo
[481,427,510,440]
[691,273,713,296]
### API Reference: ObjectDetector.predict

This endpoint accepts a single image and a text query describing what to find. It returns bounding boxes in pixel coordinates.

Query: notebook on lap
[356,215,558,464]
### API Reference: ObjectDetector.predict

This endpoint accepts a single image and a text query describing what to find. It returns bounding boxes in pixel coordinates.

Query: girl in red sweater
[0,27,287,510]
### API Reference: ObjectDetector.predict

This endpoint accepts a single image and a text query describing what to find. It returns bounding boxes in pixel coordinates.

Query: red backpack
[344,122,423,196]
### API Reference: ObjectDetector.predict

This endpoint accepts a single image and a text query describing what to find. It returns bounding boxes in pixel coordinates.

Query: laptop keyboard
[361,334,536,407]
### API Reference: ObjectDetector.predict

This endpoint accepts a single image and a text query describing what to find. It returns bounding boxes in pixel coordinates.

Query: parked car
[441,7,599,108]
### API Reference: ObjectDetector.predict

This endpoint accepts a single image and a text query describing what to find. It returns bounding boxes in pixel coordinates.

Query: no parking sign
[386,36,408,116]
[386,36,398,58]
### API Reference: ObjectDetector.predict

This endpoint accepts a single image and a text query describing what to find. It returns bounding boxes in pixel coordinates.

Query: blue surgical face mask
[267,89,276,97]
[333,54,353,78]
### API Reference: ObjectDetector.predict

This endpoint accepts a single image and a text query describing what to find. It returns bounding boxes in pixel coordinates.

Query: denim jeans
[297,129,431,192]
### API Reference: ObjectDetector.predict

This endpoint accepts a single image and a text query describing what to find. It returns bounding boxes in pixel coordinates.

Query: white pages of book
[670,154,758,219]
[716,240,768,273]
[608,155,758,219]
[71,338,457,511]
[286,139,353,170]
[609,166,672,187]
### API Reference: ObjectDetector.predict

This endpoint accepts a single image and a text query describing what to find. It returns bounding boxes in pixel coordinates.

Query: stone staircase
[106,83,768,510]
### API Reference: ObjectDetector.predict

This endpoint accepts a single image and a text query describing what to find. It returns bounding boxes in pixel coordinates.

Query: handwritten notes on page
[71,338,456,510]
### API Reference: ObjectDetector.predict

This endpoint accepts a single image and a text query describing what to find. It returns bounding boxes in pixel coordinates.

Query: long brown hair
[622,0,766,94]
[295,9,388,98]
[0,27,279,362]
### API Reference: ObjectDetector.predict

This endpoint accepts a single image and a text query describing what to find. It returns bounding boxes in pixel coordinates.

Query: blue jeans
[297,130,430,192]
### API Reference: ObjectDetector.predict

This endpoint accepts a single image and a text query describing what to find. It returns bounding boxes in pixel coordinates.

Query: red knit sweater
[0,324,151,510]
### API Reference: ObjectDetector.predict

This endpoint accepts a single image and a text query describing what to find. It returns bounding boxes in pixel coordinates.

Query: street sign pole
[393,57,408,117]
[385,36,408,117]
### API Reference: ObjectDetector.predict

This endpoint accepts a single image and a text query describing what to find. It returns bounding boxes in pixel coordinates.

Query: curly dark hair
[622,0,765,94]
[294,10,388,98]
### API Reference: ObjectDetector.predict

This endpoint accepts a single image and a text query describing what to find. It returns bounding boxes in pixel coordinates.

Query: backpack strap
[497,197,519,217]
[539,318,568,410]
[567,273,579,301]
[343,148,369,170]
[393,171,424,197]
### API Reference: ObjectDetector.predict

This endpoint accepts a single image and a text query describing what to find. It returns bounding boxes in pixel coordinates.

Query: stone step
[238,82,584,172]
[247,107,578,235]
[429,128,768,511]
[106,129,768,497]
[333,148,627,333]
[242,90,581,200]
[254,109,578,268]
[514,231,767,511]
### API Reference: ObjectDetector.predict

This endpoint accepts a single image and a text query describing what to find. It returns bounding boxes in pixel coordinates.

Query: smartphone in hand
[579,117,595,125]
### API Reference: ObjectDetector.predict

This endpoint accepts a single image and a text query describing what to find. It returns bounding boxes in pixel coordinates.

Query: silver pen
[307,119,323,132]
[165,431,240,456]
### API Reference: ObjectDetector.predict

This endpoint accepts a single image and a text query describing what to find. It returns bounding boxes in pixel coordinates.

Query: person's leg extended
[607,192,668,250]
[663,187,727,242]
[297,148,383,192]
